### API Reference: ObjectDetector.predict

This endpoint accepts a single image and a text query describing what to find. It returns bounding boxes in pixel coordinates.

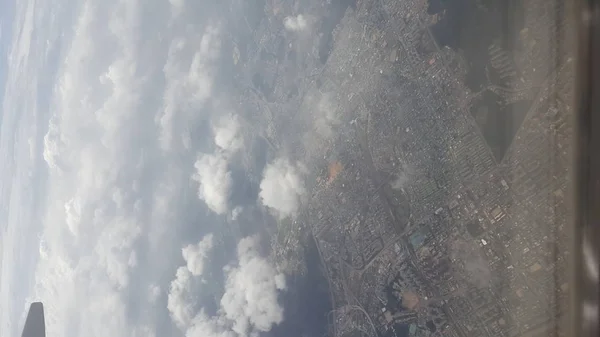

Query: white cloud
[169,0,185,18]
[259,158,306,218]
[26,2,226,337]
[192,152,232,214]
[42,116,65,171]
[192,112,244,215]
[167,236,286,337]
[35,0,148,331]
[313,92,340,139]
[168,234,215,329]
[283,15,308,32]
[186,312,236,337]
[182,234,214,276]
[220,236,286,336]
[158,26,221,151]
[213,114,243,153]
[1,0,284,337]
[168,267,199,330]
[231,206,243,221]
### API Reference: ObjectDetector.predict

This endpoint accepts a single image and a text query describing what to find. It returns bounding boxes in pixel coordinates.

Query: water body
[270,235,332,337]
[383,323,409,337]
[428,0,531,161]
[470,91,531,161]
[229,166,260,208]
[384,283,403,312]
[429,0,525,90]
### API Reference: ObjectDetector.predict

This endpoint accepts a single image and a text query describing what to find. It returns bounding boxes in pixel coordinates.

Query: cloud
[167,234,215,329]
[157,26,221,152]
[213,114,243,154]
[132,325,158,337]
[25,1,225,337]
[283,15,308,32]
[168,266,200,330]
[259,158,306,218]
[192,112,244,215]
[220,236,287,336]
[1,0,281,337]
[231,206,243,221]
[169,0,185,18]
[182,234,214,276]
[192,152,232,214]
[313,92,340,139]
[391,173,408,190]
[167,236,286,337]
[33,0,151,334]
[186,312,236,337]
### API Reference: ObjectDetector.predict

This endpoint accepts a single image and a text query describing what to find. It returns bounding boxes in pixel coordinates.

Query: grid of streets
[233,0,574,336]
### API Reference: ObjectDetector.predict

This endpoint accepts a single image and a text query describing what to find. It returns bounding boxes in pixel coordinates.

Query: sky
[0,0,311,336]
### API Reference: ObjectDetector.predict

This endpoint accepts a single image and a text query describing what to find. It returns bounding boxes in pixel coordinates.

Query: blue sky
[0,0,309,336]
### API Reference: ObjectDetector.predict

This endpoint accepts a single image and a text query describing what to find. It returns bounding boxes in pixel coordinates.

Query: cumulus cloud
[27,1,226,337]
[213,114,243,153]
[33,1,151,334]
[186,312,236,337]
[259,158,306,218]
[168,266,200,329]
[192,152,232,214]
[182,234,214,276]
[158,26,221,151]
[283,15,308,32]
[168,234,215,329]
[2,0,275,336]
[220,236,287,336]
[192,113,244,215]
[167,236,286,337]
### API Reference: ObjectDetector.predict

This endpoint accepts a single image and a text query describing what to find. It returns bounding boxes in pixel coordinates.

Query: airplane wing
[21,302,45,337]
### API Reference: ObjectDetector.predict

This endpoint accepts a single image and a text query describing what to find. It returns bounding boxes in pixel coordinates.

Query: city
[227,0,573,337]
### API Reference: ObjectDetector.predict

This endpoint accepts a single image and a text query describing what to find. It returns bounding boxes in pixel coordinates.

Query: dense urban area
[226,0,573,337]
